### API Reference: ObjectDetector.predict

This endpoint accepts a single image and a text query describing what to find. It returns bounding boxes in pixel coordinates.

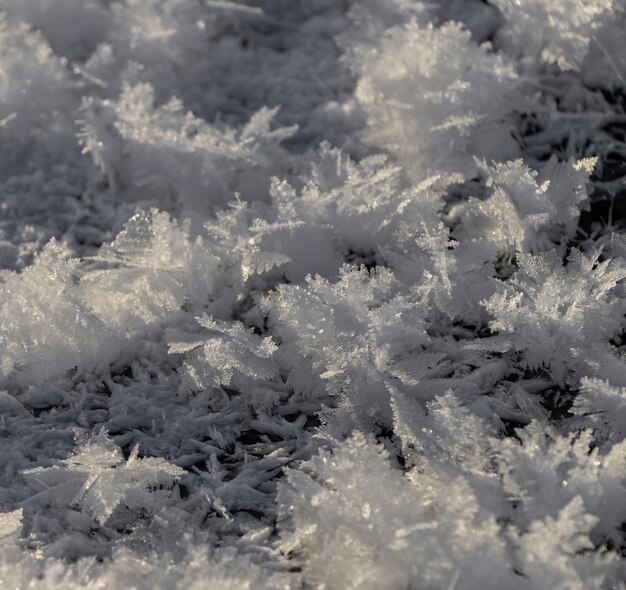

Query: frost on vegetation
[575,378,626,444]
[172,315,278,397]
[354,20,522,178]
[82,208,218,332]
[450,156,596,257]
[0,509,294,590]
[0,240,121,387]
[23,432,184,527]
[201,144,448,311]
[278,431,621,589]
[263,267,433,431]
[581,8,626,90]
[78,83,297,214]
[4,0,626,587]
[0,0,112,63]
[0,16,77,176]
[279,395,626,589]
[97,0,272,117]
[494,422,626,546]
[493,0,615,71]
[0,209,218,386]
[483,248,626,385]
[275,145,445,262]
[279,431,515,590]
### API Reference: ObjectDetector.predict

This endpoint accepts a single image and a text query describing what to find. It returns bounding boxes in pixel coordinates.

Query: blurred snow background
[2,0,626,588]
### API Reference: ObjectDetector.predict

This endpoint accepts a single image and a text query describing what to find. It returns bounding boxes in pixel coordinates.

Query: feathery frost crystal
[2,0,626,588]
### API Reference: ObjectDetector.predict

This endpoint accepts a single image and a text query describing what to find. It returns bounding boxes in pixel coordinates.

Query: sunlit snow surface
[2,0,626,588]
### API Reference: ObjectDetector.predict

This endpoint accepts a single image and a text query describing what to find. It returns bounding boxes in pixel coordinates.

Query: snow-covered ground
[1,1,626,588]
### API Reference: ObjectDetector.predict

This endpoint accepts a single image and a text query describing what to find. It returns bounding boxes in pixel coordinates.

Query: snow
[1,0,626,588]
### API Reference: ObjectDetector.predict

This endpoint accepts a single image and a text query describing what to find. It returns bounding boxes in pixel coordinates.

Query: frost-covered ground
[2,0,626,588]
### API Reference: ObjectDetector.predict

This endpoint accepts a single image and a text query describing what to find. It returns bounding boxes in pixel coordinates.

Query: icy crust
[2,0,626,588]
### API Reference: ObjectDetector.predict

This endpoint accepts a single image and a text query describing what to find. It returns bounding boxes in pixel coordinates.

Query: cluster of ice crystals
[355,20,521,178]
[2,0,626,588]
[493,0,614,71]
